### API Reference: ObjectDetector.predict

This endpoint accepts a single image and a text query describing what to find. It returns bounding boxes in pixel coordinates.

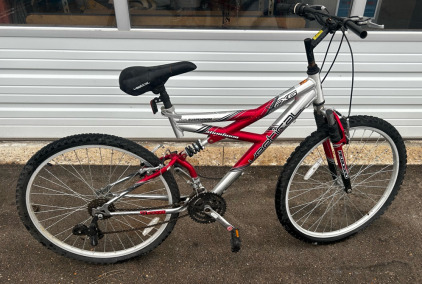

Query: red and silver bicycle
[16,3,407,263]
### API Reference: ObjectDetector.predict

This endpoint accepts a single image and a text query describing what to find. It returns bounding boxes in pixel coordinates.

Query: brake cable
[320,32,335,72]
[319,19,356,119]
[320,32,345,83]
[342,27,355,118]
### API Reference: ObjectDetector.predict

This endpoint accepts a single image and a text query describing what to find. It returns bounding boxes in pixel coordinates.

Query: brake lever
[351,16,385,29]
[309,5,327,11]
[364,20,384,29]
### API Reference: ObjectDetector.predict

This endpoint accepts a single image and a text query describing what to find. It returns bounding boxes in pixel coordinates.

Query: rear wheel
[276,116,406,243]
[16,134,180,263]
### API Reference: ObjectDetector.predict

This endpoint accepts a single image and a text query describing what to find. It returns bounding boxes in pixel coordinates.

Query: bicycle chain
[97,192,225,235]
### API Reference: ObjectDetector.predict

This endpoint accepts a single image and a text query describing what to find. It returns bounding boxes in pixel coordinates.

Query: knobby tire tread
[275,115,407,244]
[16,133,180,264]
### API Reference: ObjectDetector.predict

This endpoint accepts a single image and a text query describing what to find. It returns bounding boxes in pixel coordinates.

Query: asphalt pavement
[1,165,421,283]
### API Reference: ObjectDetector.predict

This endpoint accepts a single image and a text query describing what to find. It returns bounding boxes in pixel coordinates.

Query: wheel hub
[87,198,115,219]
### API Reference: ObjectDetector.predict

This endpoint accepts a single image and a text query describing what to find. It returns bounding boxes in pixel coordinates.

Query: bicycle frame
[20,6,402,262]
[103,72,327,217]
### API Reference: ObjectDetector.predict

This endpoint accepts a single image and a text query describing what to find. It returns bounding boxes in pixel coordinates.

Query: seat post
[155,86,173,109]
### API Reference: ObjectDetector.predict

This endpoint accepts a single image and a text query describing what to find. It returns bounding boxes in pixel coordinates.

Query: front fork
[318,109,352,193]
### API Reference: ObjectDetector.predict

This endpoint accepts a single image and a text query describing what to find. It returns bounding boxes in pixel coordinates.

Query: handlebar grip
[277,3,310,15]
[344,20,368,39]
[275,3,295,14]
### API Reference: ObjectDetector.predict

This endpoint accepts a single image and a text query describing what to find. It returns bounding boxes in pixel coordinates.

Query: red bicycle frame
[105,74,351,216]
[134,77,321,198]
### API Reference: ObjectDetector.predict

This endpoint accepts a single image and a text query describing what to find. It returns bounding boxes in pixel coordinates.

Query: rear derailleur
[71,198,113,246]
[72,216,104,246]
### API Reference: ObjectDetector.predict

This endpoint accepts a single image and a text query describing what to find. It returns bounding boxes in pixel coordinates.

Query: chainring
[188,192,226,224]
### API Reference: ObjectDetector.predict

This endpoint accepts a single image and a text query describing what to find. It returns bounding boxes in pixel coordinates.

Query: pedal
[203,205,241,252]
[230,229,241,253]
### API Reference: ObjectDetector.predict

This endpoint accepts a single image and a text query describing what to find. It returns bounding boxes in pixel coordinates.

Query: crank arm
[203,205,241,252]
[204,205,234,231]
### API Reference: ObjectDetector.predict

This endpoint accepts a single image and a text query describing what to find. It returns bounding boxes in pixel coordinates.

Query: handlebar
[277,3,368,39]
[344,20,367,39]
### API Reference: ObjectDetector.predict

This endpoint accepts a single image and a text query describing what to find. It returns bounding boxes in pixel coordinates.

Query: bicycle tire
[275,115,407,244]
[16,133,180,263]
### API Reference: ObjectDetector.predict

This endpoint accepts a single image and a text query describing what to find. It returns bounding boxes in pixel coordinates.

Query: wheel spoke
[33,182,93,202]
[20,136,177,262]
[282,118,403,242]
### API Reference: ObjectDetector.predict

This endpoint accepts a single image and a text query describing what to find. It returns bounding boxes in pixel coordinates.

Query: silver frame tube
[116,194,170,200]
[162,77,320,138]
[109,206,185,216]
[106,75,325,212]
[212,170,243,195]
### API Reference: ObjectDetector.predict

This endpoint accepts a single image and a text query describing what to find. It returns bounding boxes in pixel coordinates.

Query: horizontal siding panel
[0,86,421,98]
[2,59,422,73]
[1,74,422,89]
[2,94,422,106]
[0,34,421,139]
[2,37,422,54]
[2,49,422,65]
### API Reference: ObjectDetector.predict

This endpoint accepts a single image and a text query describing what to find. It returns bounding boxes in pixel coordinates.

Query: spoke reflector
[142,217,160,236]
[304,158,323,180]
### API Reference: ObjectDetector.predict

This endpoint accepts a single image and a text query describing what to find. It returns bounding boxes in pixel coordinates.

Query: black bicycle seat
[119,61,197,96]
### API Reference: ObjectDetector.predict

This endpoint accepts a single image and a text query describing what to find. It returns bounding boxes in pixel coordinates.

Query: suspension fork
[315,108,352,193]
[322,139,338,181]
[325,109,352,193]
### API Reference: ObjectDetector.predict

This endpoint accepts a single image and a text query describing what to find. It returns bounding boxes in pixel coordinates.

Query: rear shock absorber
[185,139,206,157]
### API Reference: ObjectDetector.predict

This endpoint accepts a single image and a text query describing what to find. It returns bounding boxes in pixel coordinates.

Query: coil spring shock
[185,140,205,157]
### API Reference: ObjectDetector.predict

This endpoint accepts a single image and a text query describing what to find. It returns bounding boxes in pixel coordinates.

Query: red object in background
[0,0,11,24]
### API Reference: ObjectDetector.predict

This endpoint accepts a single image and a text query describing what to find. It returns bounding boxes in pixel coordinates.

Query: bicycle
[16,3,407,264]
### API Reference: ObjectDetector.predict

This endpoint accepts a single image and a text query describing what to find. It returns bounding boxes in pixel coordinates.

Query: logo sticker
[337,150,349,179]
[313,30,323,40]
[133,81,150,90]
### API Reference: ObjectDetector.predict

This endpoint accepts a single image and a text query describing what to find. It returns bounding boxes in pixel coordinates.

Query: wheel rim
[26,145,173,259]
[285,126,399,239]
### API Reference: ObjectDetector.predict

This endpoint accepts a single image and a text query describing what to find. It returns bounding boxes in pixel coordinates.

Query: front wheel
[16,134,180,263]
[275,115,407,244]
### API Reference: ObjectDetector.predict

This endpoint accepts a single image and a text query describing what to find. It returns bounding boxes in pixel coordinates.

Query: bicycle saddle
[119,61,197,96]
